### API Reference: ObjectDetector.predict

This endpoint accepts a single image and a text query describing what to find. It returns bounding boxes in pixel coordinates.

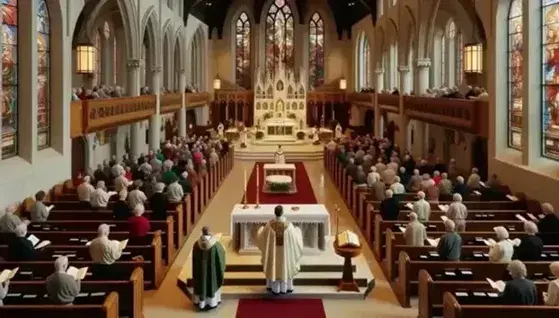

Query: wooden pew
[442,292,559,318]
[0,291,119,318]
[6,267,144,318]
[418,270,548,318]
[395,251,552,307]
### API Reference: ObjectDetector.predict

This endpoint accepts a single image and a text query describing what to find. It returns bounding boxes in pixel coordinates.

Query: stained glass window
[265,0,294,77]
[441,35,446,86]
[2,0,18,158]
[308,12,324,90]
[235,12,251,89]
[358,34,370,89]
[37,0,50,149]
[94,31,101,84]
[507,0,522,150]
[543,0,559,159]
[457,31,464,85]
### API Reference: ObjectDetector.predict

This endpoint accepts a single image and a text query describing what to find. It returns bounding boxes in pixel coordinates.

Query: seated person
[500,260,538,305]
[166,175,185,203]
[112,190,131,220]
[46,256,81,305]
[404,212,427,246]
[0,204,24,233]
[437,219,462,261]
[488,226,514,263]
[545,261,559,306]
[380,190,399,221]
[367,166,380,188]
[466,167,481,189]
[127,180,147,208]
[91,181,114,209]
[30,190,50,222]
[390,176,405,195]
[149,183,169,220]
[128,204,151,239]
[413,191,431,223]
[7,223,37,261]
[0,279,8,305]
[76,175,95,208]
[513,221,543,261]
[88,224,124,280]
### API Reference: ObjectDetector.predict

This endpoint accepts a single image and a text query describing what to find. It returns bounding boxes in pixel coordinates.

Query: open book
[398,226,406,233]
[0,268,18,283]
[46,205,55,213]
[486,278,506,292]
[426,237,440,247]
[515,214,527,222]
[107,191,118,197]
[483,238,497,246]
[66,266,88,280]
[440,215,449,222]
[507,238,521,247]
[27,234,51,250]
[336,230,360,248]
[479,181,487,188]
[506,194,519,201]
[405,202,414,210]
[473,190,482,196]
[438,204,449,212]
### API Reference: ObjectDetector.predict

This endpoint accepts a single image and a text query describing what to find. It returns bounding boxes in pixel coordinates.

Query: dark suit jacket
[513,235,544,261]
[7,236,37,261]
[453,183,469,198]
[538,214,559,235]
[380,198,400,221]
[112,200,131,221]
[149,192,169,220]
[501,278,538,305]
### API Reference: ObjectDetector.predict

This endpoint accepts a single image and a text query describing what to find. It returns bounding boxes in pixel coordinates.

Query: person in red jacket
[128,204,151,240]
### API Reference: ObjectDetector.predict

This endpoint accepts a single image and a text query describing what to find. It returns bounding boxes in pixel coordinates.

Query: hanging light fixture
[463,0,483,73]
[75,42,96,74]
[213,74,221,90]
[339,78,347,90]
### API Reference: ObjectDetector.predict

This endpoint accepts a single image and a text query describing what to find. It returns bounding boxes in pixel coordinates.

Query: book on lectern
[336,230,360,248]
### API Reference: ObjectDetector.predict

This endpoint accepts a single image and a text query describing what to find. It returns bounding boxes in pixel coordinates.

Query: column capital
[416,58,431,68]
[374,68,384,74]
[126,59,143,69]
[397,65,410,73]
[151,66,162,74]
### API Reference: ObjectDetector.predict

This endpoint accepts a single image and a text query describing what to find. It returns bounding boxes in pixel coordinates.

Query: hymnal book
[438,204,449,212]
[473,190,482,195]
[473,292,486,297]
[119,239,129,250]
[455,292,469,297]
[440,215,449,222]
[507,238,521,247]
[85,241,92,246]
[27,234,51,250]
[107,191,117,197]
[506,194,518,201]
[479,181,487,188]
[486,278,505,292]
[46,205,55,213]
[405,202,413,210]
[336,230,360,248]
[426,238,440,247]
[515,214,527,222]
[0,268,18,283]
[483,238,497,246]
[66,266,88,280]
[398,226,406,233]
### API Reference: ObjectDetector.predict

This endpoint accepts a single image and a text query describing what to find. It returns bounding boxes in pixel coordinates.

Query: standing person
[45,256,81,305]
[446,193,468,231]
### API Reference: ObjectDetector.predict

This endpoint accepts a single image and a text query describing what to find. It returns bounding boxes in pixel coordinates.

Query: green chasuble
[192,235,226,300]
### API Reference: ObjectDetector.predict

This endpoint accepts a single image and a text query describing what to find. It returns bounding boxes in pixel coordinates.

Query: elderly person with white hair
[0,276,8,305]
[354,166,367,185]
[380,190,400,221]
[7,223,37,261]
[420,174,434,192]
[46,256,81,305]
[167,175,185,203]
[89,224,124,279]
[128,204,151,239]
[149,183,169,220]
[538,202,559,235]
[466,167,481,189]
[446,193,468,231]
[453,176,469,198]
[404,212,427,246]
[438,173,453,195]
[114,168,131,193]
[413,191,431,223]
[488,226,514,263]
[513,221,543,261]
[381,164,396,185]
[0,204,24,233]
[112,190,130,220]
[500,260,538,305]
[437,219,462,261]
[408,169,422,192]
[544,261,559,305]
[374,157,386,173]
[76,175,95,208]
[111,160,124,178]
[127,180,147,208]
[91,181,115,209]
[367,166,381,188]
[390,176,406,195]
[208,148,219,166]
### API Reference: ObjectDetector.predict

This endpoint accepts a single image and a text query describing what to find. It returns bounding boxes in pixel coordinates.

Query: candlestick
[242,168,249,208]
[244,169,247,191]
[255,165,260,208]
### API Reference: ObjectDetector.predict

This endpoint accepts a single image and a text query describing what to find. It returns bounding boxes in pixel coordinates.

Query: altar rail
[70,92,210,138]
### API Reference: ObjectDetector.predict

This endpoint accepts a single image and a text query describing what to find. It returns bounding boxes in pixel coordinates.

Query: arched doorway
[71,137,87,176]
[364,109,374,134]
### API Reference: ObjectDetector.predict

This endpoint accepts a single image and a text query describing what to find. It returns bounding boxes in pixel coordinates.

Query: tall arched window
[265,0,294,76]
[357,34,370,89]
[235,12,251,89]
[441,35,446,86]
[37,0,50,149]
[456,31,463,84]
[543,0,559,159]
[2,1,18,158]
[94,31,101,84]
[308,12,324,89]
[508,0,522,150]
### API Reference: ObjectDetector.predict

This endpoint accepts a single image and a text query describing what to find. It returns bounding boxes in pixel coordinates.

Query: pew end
[418,270,433,318]
[395,251,411,307]
[383,228,395,280]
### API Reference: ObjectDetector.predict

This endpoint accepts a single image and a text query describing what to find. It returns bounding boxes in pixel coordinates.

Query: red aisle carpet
[235,298,327,318]
[243,162,317,204]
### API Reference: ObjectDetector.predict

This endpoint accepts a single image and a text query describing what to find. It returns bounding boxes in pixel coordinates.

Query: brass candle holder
[255,164,260,208]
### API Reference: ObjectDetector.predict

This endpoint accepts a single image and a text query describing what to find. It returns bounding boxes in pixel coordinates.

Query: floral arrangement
[263,112,273,120]
[296,131,306,140]
[287,112,297,120]
[269,181,290,192]
[255,131,264,139]
[240,142,247,148]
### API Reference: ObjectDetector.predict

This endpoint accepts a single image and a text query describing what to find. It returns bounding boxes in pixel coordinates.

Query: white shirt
[89,236,122,265]
[127,190,147,208]
[390,182,406,194]
[77,183,95,202]
[91,189,112,208]
[111,164,124,177]
[367,172,381,187]
[447,202,468,220]
[0,281,8,305]
[413,199,431,221]
[488,240,514,263]
[114,175,130,192]
[545,279,559,306]
[166,182,184,203]
[382,169,396,185]
[404,221,427,246]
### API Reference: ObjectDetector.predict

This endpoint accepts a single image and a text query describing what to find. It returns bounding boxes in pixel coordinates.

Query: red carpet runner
[242,162,317,204]
[235,298,327,318]
[236,162,324,317]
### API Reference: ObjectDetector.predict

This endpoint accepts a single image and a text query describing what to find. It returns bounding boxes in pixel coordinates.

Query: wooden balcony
[347,92,374,107]
[307,91,346,104]
[186,92,210,108]
[215,90,254,104]
[161,93,183,114]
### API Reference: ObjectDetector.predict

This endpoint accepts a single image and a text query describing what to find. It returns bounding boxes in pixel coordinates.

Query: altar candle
[256,165,259,187]
[244,169,247,191]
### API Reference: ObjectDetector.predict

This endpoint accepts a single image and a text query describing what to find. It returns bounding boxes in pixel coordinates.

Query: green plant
[269,182,290,192]
[255,131,264,139]
[296,131,305,140]
[263,112,273,120]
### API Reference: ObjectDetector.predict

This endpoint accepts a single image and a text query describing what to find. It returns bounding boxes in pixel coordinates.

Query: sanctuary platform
[177,236,375,300]
[233,141,324,161]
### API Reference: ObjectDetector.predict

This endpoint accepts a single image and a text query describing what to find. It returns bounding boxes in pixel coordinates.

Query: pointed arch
[141,7,159,68]
[265,0,295,76]
[308,12,324,90]
[235,12,251,89]
[356,32,370,90]
[508,0,522,150]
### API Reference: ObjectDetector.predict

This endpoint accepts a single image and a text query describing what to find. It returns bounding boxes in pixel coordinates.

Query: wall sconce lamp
[75,42,96,74]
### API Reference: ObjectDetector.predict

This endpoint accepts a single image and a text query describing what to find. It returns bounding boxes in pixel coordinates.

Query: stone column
[127,59,142,158]
[416,58,431,96]
[397,66,410,149]
[398,66,411,95]
[375,68,385,92]
[178,69,187,137]
[149,66,162,150]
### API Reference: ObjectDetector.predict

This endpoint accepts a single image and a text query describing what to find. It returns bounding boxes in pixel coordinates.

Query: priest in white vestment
[217,123,224,138]
[256,205,304,294]
[335,124,343,139]
[274,145,286,164]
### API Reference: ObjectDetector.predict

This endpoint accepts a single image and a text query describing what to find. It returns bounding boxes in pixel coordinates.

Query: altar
[230,204,330,255]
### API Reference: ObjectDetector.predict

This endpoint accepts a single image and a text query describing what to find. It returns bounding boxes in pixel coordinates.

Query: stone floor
[143,161,418,317]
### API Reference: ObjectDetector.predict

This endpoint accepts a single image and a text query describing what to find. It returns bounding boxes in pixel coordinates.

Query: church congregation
[2,0,559,317]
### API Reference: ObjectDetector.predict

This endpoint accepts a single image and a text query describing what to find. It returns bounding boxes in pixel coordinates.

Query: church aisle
[143,160,417,317]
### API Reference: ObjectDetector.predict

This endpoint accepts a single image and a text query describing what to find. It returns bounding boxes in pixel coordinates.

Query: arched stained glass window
[37,0,50,149]
[542,0,559,159]
[308,12,324,90]
[357,33,370,89]
[508,0,522,150]
[235,12,251,89]
[265,0,294,76]
[1,0,18,158]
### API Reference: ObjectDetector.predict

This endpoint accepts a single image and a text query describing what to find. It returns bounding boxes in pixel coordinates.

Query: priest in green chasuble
[191,226,226,310]
[256,205,304,294]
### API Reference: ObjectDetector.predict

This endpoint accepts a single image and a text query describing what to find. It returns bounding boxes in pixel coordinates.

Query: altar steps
[234,149,323,162]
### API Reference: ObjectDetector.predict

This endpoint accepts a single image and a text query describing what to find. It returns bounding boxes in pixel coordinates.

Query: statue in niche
[276,80,284,91]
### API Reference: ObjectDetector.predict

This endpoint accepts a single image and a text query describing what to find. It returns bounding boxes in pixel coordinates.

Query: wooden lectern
[333,240,362,292]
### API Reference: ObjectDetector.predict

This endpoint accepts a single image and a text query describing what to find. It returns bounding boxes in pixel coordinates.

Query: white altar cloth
[230,204,331,255]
